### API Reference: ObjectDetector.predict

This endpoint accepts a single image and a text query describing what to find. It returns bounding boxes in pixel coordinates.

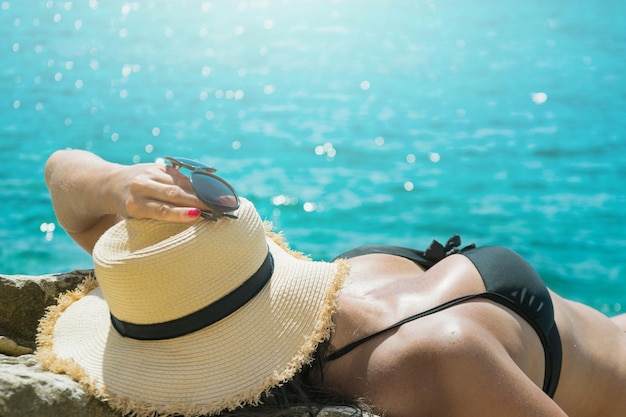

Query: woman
[39,149,626,417]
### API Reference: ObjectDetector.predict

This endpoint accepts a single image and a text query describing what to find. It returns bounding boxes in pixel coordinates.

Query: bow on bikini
[423,235,476,263]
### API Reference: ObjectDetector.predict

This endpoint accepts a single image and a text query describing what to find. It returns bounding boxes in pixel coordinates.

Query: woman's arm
[45,149,207,253]
[611,313,626,331]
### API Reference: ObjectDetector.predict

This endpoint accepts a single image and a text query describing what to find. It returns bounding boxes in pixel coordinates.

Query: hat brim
[37,233,348,417]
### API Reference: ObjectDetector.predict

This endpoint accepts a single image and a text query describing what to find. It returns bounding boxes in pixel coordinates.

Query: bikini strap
[326,293,485,361]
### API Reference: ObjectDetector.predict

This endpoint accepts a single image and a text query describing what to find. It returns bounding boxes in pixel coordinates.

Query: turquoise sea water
[1,1,625,314]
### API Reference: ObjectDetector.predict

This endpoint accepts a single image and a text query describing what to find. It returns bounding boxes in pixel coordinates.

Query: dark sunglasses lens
[191,172,239,210]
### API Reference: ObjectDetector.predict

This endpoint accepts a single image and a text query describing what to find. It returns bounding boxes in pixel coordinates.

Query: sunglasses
[164,156,239,220]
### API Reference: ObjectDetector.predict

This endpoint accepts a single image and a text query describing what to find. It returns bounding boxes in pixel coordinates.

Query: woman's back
[324,252,626,417]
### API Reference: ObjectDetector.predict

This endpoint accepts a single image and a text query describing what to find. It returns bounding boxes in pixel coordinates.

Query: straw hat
[36,198,348,417]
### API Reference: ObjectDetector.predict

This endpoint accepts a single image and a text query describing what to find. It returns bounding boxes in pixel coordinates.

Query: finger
[133,200,204,223]
[154,181,209,211]
[123,179,211,222]
[143,164,189,187]
[151,202,205,222]
[154,165,193,194]
[127,175,207,211]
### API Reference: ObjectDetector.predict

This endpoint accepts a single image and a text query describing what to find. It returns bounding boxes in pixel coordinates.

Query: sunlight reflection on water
[1,0,625,313]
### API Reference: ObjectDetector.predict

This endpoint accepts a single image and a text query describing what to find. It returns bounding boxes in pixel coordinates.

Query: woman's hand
[45,150,209,253]
[110,161,208,223]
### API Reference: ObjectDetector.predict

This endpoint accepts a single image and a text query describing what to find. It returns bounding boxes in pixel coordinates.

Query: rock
[0,271,110,417]
[0,352,367,417]
[0,270,92,350]
[318,407,379,417]
[0,353,118,417]
[0,336,32,356]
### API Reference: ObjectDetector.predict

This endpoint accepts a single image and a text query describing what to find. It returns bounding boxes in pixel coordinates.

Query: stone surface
[0,336,32,356]
[0,354,118,417]
[318,407,378,417]
[0,271,378,417]
[0,270,92,351]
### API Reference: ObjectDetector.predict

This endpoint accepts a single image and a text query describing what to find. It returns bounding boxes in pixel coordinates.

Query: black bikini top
[327,236,562,398]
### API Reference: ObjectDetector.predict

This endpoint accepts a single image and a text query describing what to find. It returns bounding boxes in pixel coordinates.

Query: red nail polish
[188,208,201,218]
